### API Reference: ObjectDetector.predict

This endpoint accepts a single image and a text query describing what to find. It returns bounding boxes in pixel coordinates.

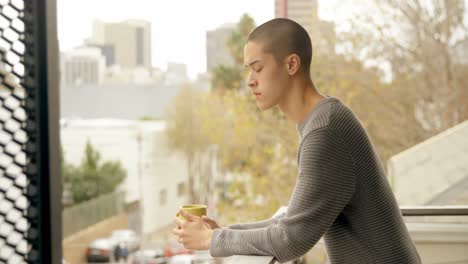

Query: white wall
[61,119,190,236]
[387,121,468,205]
[61,119,141,203]
[408,222,468,264]
[139,125,189,234]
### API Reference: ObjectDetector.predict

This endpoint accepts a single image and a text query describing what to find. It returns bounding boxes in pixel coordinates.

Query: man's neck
[278,79,325,124]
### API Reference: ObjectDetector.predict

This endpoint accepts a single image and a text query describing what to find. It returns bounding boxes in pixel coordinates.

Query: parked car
[132,249,167,264]
[86,238,114,263]
[110,229,140,252]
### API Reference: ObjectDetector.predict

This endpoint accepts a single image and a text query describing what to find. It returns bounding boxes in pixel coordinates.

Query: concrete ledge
[223,256,275,264]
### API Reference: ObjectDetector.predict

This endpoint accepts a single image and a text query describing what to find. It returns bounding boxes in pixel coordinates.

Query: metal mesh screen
[0,0,39,263]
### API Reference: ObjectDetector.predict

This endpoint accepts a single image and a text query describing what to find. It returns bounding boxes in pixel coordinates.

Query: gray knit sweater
[210,97,421,263]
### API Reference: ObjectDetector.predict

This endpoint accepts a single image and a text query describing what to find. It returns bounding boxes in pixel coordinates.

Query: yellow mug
[177,204,207,221]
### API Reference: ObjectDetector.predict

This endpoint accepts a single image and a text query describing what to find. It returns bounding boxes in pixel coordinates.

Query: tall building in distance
[60,47,106,86]
[84,43,115,67]
[275,0,319,27]
[206,24,235,73]
[274,0,335,54]
[92,19,152,69]
[165,62,188,85]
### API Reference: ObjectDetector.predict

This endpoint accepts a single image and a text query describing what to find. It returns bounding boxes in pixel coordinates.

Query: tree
[165,84,211,204]
[340,0,468,133]
[226,14,256,65]
[195,91,299,223]
[311,49,429,164]
[62,141,126,204]
[211,14,256,92]
[210,65,243,92]
[61,146,76,207]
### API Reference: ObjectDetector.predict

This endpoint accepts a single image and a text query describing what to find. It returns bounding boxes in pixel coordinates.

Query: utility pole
[136,132,145,243]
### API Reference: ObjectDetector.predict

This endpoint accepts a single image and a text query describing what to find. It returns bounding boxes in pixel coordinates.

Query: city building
[193,72,211,92]
[60,47,106,86]
[92,19,152,69]
[60,119,221,240]
[164,62,189,85]
[275,0,319,26]
[206,24,235,72]
[60,83,182,120]
[274,0,335,54]
[60,119,186,237]
[84,42,116,67]
[103,65,154,85]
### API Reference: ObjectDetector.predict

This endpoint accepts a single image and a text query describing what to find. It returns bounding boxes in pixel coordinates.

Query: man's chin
[256,101,274,111]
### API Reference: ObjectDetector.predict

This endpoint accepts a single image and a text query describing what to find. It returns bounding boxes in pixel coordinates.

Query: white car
[110,229,140,252]
[168,254,194,264]
[133,249,168,264]
[192,251,221,264]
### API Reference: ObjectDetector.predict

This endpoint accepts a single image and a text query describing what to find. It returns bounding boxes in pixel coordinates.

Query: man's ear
[286,54,301,76]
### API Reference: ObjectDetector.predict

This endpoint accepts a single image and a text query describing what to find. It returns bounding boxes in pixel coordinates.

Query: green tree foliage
[210,65,243,92]
[62,141,126,204]
[196,91,298,223]
[210,14,256,92]
[167,84,298,223]
[227,14,256,65]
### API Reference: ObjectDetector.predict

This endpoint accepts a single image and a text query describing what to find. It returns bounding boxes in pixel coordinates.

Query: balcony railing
[401,205,468,216]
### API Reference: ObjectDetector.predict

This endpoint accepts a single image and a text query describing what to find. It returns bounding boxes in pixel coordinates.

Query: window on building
[159,189,167,206]
[177,182,186,197]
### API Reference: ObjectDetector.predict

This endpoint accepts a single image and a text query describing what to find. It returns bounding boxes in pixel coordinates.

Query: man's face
[243,41,290,110]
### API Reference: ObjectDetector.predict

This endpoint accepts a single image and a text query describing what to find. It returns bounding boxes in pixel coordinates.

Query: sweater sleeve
[228,208,287,230]
[210,128,355,263]
[228,212,285,230]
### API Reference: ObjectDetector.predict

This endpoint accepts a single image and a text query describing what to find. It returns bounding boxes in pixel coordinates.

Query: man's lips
[253,92,261,96]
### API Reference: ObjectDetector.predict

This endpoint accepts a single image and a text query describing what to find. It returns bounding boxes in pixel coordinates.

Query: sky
[57,0,345,79]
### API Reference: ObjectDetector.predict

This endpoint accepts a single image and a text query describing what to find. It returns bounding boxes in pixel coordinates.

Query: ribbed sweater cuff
[210,228,229,257]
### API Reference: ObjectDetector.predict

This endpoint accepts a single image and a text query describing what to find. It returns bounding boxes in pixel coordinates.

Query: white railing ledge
[223,255,293,264]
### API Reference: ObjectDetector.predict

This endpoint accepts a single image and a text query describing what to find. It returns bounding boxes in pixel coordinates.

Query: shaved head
[247,18,312,74]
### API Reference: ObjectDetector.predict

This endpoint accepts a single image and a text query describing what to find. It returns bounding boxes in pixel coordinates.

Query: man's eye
[255,68,262,73]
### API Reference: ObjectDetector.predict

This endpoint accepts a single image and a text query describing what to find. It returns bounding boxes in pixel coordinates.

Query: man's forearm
[228,215,283,230]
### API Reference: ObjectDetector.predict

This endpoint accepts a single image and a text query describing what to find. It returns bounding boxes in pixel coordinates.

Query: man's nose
[247,75,257,88]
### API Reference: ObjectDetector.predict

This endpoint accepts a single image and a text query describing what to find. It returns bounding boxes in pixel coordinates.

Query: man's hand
[173,210,214,250]
[202,216,221,229]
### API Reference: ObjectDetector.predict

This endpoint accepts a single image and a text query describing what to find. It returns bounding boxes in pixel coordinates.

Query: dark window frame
[29,0,62,263]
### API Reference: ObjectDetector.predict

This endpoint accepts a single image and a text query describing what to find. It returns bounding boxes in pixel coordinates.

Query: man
[113,243,121,262]
[174,18,421,263]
